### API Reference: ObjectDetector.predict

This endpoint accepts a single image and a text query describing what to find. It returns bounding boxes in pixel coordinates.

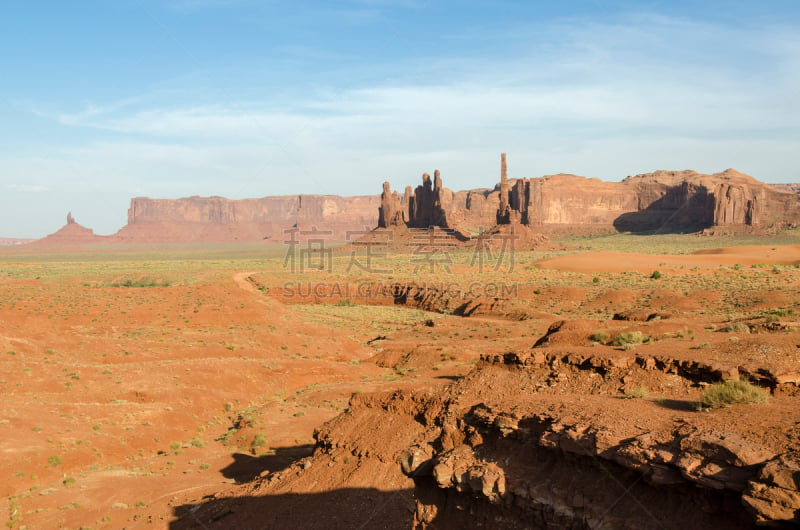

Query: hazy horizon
[2,1,800,238]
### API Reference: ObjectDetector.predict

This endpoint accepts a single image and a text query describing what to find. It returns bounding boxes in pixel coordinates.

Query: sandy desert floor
[1,232,799,528]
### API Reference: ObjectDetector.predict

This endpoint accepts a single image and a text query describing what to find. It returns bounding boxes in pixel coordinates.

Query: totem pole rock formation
[375,155,800,237]
[496,153,511,225]
[378,170,451,229]
[378,182,405,228]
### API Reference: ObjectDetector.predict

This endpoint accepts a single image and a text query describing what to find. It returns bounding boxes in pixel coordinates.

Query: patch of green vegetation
[721,322,751,334]
[588,331,609,344]
[699,379,769,409]
[624,385,648,399]
[250,433,267,455]
[110,277,170,288]
[335,298,355,307]
[611,331,647,347]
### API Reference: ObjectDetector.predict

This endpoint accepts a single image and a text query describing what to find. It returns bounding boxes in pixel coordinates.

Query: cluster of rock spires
[378,170,449,229]
[378,154,800,237]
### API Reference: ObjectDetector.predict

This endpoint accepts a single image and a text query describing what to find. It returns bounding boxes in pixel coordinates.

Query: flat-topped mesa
[486,164,800,234]
[122,194,380,243]
[616,169,796,233]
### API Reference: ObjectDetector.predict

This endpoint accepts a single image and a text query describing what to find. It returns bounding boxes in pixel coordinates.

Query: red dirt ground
[1,238,799,528]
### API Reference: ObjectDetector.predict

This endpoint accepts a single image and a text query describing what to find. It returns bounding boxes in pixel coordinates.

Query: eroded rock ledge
[401,355,800,528]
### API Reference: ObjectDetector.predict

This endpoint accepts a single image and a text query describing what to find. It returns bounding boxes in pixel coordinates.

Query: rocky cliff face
[378,161,800,235]
[772,183,800,194]
[121,194,380,243]
[402,351,800,529]
[28,163,800,248]
[378,171,499,233]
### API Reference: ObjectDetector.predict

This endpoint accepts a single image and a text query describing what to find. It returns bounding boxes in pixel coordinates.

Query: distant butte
[28,213,100,248]
[379,156,800,237]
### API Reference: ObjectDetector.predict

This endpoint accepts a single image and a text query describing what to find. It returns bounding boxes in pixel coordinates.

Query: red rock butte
[379,154,800,236]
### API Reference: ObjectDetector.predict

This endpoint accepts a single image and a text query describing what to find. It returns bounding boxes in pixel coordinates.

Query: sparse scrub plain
[0,231,799,527]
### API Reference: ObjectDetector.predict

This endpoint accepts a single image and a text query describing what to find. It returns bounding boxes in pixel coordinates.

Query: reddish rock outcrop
[27,215,104,248]
[379,161,800,236]
[378,182,405,228]
[118,194,380,243]
[379,170,489,233]
[24,163,800,249]
[496,153,512,225]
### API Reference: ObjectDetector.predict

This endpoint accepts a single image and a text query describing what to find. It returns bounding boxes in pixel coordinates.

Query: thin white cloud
[45,12,799,146]
[7,184,49,192]
[6,10,800,239]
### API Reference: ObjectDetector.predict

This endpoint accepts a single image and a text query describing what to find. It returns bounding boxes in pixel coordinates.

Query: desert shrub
[699,380,768,409]
[589,331,610,344]
[764,308,792,318]
[111,277,170,288]
[650,270,662,279]
[47,455,62,467]
[721,322,751,334]
[611,331,647,347]
[251,433,267,454]
[624,385,648,399]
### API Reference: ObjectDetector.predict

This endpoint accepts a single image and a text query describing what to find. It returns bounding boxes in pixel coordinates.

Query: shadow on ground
[655,398,699,412]
[170,488,415,529]
[220,445,315,483]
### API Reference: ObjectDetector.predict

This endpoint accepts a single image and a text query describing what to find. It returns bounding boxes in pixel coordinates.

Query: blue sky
[2,1,800,237]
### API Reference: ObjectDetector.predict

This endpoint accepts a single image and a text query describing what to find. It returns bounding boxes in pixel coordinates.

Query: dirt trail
[232,271,259,293]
